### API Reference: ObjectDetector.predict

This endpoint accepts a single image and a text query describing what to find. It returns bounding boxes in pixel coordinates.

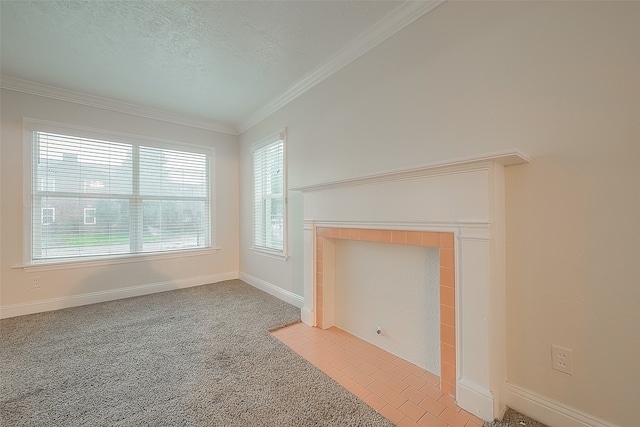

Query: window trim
[250,129,288,261]
[22,118,216,267]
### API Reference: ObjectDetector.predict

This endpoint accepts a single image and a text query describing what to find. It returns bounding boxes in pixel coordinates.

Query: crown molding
[289,150,531,193]
[0,75,238,135]
[237,0,445,134]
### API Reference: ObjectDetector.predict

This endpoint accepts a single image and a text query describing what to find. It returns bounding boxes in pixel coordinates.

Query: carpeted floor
[0,280,394,426]
[487,408,549,427]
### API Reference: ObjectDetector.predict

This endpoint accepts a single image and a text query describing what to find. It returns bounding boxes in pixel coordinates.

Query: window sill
[13,247,222,273]
[250,247,289,262]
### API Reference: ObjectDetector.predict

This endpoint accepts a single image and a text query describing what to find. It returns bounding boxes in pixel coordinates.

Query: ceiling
[0,1,440,134]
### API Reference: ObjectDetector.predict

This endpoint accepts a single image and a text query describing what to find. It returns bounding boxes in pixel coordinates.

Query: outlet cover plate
[551,344,573,375]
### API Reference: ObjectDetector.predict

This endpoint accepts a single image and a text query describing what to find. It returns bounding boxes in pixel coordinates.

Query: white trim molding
[505,383,620,427]
[239,272,304,309]
[1,75,237,135]
[296,151,531,421]
[289,151,530,193]
[0,272,238,319]
[238,0,445,133]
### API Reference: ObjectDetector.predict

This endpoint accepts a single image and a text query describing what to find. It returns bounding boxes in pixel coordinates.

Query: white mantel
[293,151,530,422]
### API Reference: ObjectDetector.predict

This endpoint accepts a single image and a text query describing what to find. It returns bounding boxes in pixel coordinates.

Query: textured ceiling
[0,1,414,132]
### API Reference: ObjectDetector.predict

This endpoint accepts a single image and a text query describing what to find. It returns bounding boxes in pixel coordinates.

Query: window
[83,208,97,225]
[26,121,213,264]
[252,130,286,257]
[41,207,55,225]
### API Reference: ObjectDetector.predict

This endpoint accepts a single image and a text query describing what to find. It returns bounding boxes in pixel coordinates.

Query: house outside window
[26,120,214,264]
[252,130,287,258]
[41,207,55,225]
[83,207,97,225]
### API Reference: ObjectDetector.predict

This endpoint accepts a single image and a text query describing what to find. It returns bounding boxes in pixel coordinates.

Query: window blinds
[32,130,211,262]
[252,136,285,253]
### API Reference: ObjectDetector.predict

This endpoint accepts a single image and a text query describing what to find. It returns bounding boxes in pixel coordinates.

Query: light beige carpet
[1,280,394,426]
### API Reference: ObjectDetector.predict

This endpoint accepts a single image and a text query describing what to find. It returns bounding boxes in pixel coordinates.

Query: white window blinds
[31,128,211,263]
[252,132,286,254]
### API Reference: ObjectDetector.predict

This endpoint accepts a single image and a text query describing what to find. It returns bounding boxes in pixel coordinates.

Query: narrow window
[252,130,287,258]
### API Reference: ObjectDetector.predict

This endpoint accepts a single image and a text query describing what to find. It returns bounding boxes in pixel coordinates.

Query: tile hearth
[272,322,484,427]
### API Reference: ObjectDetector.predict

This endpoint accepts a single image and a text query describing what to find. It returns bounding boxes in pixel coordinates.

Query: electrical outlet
[31,277,40,290]
[551,344,573,375]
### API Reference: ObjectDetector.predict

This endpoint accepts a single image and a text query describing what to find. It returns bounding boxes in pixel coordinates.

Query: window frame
[22,118,217,267]
[251,129,288,261]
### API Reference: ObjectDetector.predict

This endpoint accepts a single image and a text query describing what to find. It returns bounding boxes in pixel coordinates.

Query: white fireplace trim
[297,152,530,422]
[290,150,529,193]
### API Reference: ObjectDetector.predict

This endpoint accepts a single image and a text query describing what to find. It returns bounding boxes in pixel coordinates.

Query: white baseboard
[0,272,238,319]
[301,307,315,326]
[457,379,494,422]
[505,383,619,427]
[239,272,304,309]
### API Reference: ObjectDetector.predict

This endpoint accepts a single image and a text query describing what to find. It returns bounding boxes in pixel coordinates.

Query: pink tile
[367,380,391,397]
[401,386,426,405]
[421,232,440,247]
[404,374,428,390]
[398,417,421,427]
[376,359,396,372]
[460,409,486,426]
[438,232,454,248]
[353,371,375,387]
[359,361,378,375]
[399,400,427,422]
[420,383,443,400]
[438,407,468,427]
[381,389,408,408]
[392,230,407,244]
[406,231,421,246]
[390,366,410,380]
[386,377,409,394]
[348,382,371,400]
[379,404,406,425]
[440,266,455,288]
[418,395,446,417]
[417,412,447,427]
[371,369,394,384]
[438,394,460,412]
[363,392,387,412]
[439,247,454,268]
[378,229,392,243]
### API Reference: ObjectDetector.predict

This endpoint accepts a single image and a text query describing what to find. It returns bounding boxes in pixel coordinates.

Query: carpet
[487,408,549,427]
[0,280,394,426]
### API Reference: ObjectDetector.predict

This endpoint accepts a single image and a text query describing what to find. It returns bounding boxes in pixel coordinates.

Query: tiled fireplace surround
[294,152,529,422]
[314,227,458,396]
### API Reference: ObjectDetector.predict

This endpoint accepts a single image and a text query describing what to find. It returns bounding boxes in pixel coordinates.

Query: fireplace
[315,227,457,395]
[292,151,529,422]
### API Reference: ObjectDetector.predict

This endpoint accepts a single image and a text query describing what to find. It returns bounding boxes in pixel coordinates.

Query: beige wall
[239,2,639,425]
[0,89,240,311]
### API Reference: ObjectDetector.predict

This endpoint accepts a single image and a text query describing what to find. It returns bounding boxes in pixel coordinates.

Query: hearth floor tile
[271,322,486,427]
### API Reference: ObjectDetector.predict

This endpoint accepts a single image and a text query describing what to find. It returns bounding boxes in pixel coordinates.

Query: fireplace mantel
[295,151,529,422]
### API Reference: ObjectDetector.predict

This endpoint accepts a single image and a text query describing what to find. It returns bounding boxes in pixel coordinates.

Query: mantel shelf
[289,150,530,193]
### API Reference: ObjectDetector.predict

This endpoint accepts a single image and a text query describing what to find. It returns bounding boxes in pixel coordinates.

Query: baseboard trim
[0,272,239,319]
[505,383,619,427]
[239,272,304,309]
[457,379,494,422]
[300,307,315,326]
